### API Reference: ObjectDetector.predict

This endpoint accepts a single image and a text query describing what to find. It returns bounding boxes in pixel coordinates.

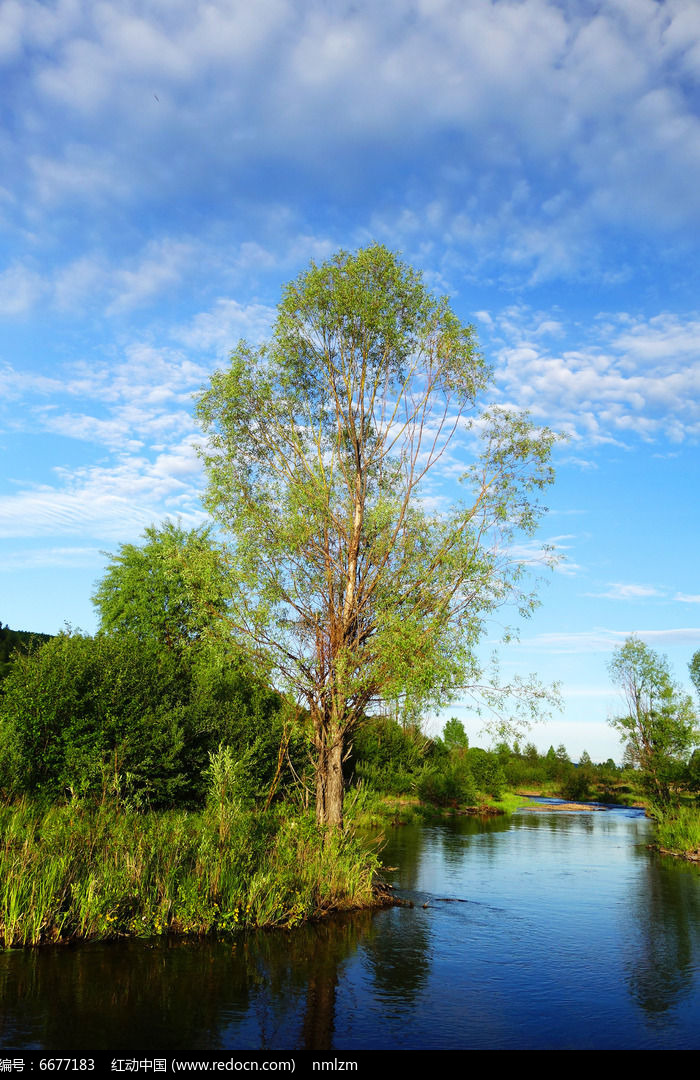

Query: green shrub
[414,759,478,807]
[349,716,430,794]
[0,630,291,808]
[466,747,506,799]
[561,767,590,802]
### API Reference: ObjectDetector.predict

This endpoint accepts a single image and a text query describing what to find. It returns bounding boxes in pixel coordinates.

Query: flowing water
[2,803,700,1051]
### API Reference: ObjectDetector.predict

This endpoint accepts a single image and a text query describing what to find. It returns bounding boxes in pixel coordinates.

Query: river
[2,802,700,1051]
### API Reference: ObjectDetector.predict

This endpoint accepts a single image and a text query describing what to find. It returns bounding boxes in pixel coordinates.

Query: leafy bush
[466,747,506,799]
[414,759,478,807]
[349,716,431,794]
[0,630,290,808]
[561,767,590,802]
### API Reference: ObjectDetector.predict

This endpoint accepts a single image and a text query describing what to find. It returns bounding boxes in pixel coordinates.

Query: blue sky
[1,0,699,761]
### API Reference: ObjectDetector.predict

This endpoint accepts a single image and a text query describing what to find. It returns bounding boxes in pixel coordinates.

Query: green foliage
[653,803,700,856]
[608,636,699,806]
[206,743,257,812]
[652,803,700,859]
[686,749,700,793]
[558,751,595,802]
[93,522,230,654]
[466,747,506,799]
[0,629,290,809]
[0,523,308,811]
[442,717,469,753]
[414,758,478,808]
[503,753,541,789]
[196,243,560,825]
[349,716,430,795]
[690,651,700,700]
[0,631,185,806]
[0,801,380,946]
[543,745,559,779]
[0,623,52,682]
[561,767,590,802]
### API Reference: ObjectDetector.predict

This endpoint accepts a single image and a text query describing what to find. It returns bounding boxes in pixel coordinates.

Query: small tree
[197,244,559,827]
[442,717,469,754]
[690,650,700,701]
[608,636,698,806]
[93,524,293,803]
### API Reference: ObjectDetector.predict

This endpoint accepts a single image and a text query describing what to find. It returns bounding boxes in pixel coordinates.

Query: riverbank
[346,787,530,828]
[0,800,384,948]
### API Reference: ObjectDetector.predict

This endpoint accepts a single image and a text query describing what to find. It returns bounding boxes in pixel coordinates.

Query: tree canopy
[196,244,559,826]
[93,522,230,654]
[608,636,698,805]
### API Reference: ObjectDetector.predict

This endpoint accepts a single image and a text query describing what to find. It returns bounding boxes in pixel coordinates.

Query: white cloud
[489,308,700,445]
[4,0,699,259]
[521,627,700,653]
[105,239,197,314]
[0,331,211,544]
[0,263,44,315]
[0,364,66,403]
[0,545,103,571]
[0,483,155,539]
[36,410,145,451]
[586,583,666,601]
[0,445,206,541]
[29,145,132,207]
[508,534,581,576]
[53,255,109,310]
[173,298,276,353]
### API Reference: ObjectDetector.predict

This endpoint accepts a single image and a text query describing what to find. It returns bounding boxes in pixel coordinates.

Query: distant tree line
[347,715,631,806]
[0,624,53,681]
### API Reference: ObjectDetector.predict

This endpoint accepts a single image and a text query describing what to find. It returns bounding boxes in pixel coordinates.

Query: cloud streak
[520,627,700,654]
[585,583,667,601]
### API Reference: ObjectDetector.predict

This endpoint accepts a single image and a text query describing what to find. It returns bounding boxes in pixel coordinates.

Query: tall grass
[0,800,382,948]
[654,804,700,856]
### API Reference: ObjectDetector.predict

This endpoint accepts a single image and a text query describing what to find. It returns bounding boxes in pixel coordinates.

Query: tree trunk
[315,737,344,828]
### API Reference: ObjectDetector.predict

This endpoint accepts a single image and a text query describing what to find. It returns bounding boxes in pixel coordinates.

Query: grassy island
[0,800,383,947]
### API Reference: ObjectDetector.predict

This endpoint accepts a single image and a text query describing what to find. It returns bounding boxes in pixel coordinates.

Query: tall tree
[196,244,559,827]
[608,636,698,805]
